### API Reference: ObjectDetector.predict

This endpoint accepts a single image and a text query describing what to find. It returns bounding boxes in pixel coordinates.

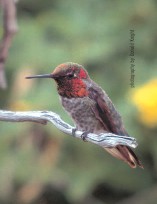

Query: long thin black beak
[25,74,54,79]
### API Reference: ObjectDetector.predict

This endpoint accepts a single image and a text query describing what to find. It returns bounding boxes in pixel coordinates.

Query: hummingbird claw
[72,128,88,142]
[72,128,77,137]
[81,131,90,142]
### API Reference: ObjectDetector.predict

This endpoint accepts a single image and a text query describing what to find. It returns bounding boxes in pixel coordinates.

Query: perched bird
[26,62,143,168]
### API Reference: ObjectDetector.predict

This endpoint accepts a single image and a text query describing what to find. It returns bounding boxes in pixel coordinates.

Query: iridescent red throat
[56,78,88,98]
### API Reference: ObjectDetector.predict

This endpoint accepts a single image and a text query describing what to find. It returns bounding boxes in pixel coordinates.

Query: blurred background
[0,0,157,203]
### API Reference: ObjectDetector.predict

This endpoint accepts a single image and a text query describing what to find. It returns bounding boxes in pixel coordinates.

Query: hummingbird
[26,62,143,168]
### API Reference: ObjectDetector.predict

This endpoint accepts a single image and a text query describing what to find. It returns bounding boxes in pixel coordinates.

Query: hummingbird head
[26,62,90,98]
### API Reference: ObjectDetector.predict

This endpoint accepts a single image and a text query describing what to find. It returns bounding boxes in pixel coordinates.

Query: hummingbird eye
[67,73,76,79]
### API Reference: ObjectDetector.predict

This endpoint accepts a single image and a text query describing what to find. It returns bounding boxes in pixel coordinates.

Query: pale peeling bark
[0,110,138,149]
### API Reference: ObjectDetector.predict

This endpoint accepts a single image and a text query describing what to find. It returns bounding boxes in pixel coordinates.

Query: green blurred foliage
[0,0,157,203]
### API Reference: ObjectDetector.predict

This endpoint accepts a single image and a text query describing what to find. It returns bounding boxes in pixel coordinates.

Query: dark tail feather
[126,146,144,168]
[105,145,143,168]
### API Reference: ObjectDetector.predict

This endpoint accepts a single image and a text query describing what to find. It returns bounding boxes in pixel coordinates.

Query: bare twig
[0,0,18,89]
[0,110,138,149]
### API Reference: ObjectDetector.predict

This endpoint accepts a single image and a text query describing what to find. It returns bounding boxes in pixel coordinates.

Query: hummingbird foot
[72,128,77,137]
[81,131,90,142]
[72,128,88,142]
